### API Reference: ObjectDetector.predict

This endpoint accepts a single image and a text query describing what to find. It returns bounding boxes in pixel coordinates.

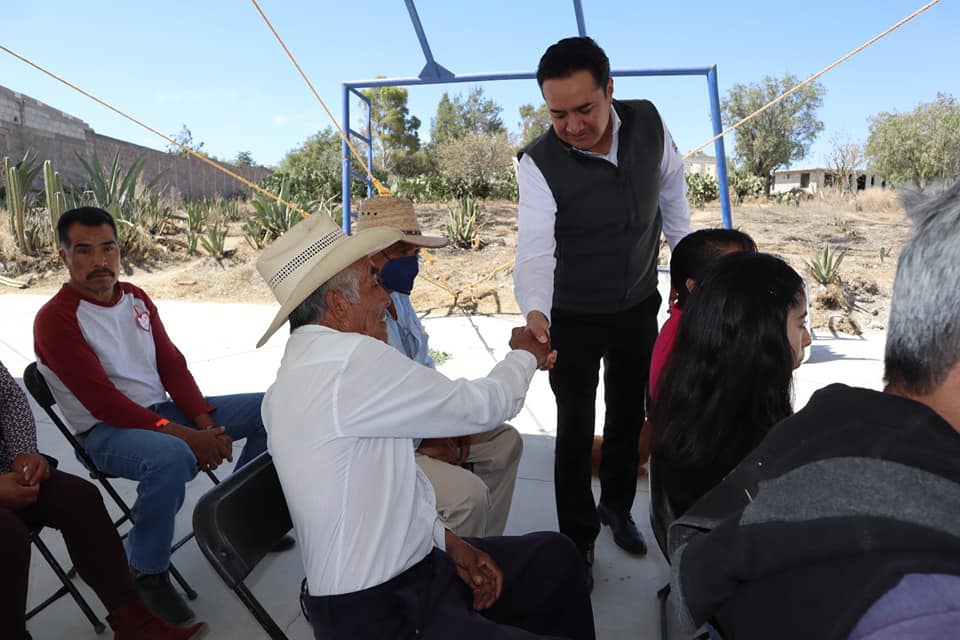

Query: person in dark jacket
[669,182,960,640]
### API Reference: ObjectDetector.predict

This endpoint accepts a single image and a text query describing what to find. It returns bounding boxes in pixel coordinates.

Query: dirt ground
[1,191,911,333]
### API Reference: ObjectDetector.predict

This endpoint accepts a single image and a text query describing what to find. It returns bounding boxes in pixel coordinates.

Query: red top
[34,283,213,431]
[649,304,682,397]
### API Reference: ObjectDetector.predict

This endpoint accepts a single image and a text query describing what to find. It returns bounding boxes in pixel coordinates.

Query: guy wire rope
[250,0,391,197]
[0,43,312,220]
[682,0,942,160]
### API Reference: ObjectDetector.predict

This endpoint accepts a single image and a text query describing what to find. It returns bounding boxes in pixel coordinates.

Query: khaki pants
[415,424,523,537]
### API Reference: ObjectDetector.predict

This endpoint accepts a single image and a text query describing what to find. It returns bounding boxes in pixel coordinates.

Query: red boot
[107,599,208,640]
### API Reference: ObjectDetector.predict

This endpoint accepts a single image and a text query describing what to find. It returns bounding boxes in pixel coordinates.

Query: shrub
[807,245,846,285]
[447,196,480,249]
[435,131,514,199]
[728,170,765,203]
[201,220,228,259]
[685,172,720,208]
[775,190,801,207]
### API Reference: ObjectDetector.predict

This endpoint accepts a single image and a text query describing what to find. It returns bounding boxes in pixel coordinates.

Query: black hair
[536,36,610,91]
[671,228,758,307]
[650,252,805,467]
[57,207,117,248]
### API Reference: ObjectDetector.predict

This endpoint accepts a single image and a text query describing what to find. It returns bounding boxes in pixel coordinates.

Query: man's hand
[510,327,558,371]
[417,438,461,465]
[160,422,233,471]
[445,530,503,610]
[0,472,40,509]
[525,311,550,344]
[11,453,50,486]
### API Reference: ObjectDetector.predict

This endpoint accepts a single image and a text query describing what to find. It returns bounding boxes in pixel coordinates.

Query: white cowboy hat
[255,212,402,347]
[355,196,449,248]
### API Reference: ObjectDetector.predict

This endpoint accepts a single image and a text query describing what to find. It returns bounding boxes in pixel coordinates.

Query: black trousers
[301,532,595,640]
[549,293,661,552]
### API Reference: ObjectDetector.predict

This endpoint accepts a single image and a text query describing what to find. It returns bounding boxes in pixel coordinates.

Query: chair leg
[658,582,671,640]
[29,534,107,634]
[168,562,198,601]
[233,583,288,640]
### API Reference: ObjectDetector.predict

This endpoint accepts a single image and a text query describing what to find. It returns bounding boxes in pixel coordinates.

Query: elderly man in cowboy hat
[355,196,524,539]
[256,213,595,640]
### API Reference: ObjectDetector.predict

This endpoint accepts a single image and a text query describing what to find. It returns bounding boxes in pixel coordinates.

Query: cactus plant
[3,153,43,254]
[3,158,27,252]
[43,160,67,242]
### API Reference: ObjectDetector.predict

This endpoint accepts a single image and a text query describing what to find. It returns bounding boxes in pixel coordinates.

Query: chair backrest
[648,458,680,560]
[23,362,101,474]
[193,451,293,586]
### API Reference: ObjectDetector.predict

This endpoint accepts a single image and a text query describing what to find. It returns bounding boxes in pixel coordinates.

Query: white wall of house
[772,168,888,194]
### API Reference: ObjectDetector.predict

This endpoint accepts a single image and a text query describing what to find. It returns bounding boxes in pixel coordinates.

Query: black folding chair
[193,452,293,640]
[24,455,106,634]
[22,362,218,602]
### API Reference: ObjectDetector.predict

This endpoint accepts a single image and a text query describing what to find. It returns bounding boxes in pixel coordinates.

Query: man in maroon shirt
[34,207,287,626]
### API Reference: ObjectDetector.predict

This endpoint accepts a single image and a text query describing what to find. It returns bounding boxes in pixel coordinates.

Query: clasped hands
[159,418,233,472]
[445,529,503,611]
[510,311,557,370]
[0,452,50,509]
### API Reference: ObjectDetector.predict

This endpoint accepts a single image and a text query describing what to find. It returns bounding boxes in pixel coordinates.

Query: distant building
[771,167,888,194]
[683,152,724,179]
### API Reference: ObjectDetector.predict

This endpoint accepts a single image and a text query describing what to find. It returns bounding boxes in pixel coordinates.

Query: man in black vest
[514,36,691,584]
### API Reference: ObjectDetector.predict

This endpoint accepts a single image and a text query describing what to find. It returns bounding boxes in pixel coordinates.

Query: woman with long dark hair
[649,252,811,518]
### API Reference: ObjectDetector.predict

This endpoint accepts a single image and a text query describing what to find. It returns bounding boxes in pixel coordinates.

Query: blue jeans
[81,393,267,574]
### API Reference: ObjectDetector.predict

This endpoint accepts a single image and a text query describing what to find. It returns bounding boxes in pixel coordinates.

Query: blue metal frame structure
[341,0,732,232]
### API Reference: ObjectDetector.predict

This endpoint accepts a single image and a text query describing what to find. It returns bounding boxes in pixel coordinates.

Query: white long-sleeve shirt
[263,324,536,596]
[514,104,692,324]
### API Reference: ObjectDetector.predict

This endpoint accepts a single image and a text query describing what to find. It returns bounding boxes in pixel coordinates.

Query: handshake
[509,317,557,371]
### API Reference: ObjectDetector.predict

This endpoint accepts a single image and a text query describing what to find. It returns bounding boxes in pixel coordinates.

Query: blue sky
[2,1,957,170]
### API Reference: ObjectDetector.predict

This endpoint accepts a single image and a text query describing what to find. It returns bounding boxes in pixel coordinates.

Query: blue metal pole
[341,83,352,234]
[573,0,587,36]
[366,95,373,199]
[707,66,733,229]
[344,67,713,90]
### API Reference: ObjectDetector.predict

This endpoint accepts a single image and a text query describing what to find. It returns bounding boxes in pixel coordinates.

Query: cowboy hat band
[255,212,403,347]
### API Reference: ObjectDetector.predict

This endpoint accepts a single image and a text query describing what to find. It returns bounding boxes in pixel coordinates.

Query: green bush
[685,172,720,208]
[775,191,801,207]
[435,131,514,199]
[807,246,846,285]
[447,196,480,249]
[728,170,765,203]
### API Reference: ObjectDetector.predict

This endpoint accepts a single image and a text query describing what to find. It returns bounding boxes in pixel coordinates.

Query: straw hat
[355,196,449,248]
[255,213,403,348]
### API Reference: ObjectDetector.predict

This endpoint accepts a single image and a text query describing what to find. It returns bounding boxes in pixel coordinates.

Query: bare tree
[826,133,864,196]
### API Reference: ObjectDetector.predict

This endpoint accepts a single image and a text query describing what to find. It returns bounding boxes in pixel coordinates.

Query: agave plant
[447,196,480,249]
[75,151,165,254]
[806,246,846,285]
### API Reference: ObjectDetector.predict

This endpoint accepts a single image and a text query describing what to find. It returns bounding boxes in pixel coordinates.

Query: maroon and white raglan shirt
[34,283,214,434]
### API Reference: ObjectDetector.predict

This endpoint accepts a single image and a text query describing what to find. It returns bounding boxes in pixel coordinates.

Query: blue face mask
[379,254,419,294]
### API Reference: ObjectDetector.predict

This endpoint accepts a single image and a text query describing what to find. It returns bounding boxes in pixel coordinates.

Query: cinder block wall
[0,84,270,199]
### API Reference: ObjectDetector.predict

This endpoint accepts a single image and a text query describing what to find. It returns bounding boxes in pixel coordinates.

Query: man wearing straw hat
[515,36,692,578]
[256,213,595,640]
[356,196,524,539]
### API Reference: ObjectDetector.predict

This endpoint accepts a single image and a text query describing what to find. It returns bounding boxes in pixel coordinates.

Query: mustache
[87,269,115,280]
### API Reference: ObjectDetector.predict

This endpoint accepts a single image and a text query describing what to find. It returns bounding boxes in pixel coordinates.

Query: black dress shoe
[131,569,195,625]
[271,534,296,552]
[583,545,595,593]
[597,503,648,556]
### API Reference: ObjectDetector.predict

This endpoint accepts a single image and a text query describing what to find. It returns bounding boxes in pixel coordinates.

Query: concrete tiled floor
[0,290,884,639]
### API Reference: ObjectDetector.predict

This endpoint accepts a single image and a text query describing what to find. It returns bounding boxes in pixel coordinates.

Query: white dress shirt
[514,104,693,323]
[263,324,537,596]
